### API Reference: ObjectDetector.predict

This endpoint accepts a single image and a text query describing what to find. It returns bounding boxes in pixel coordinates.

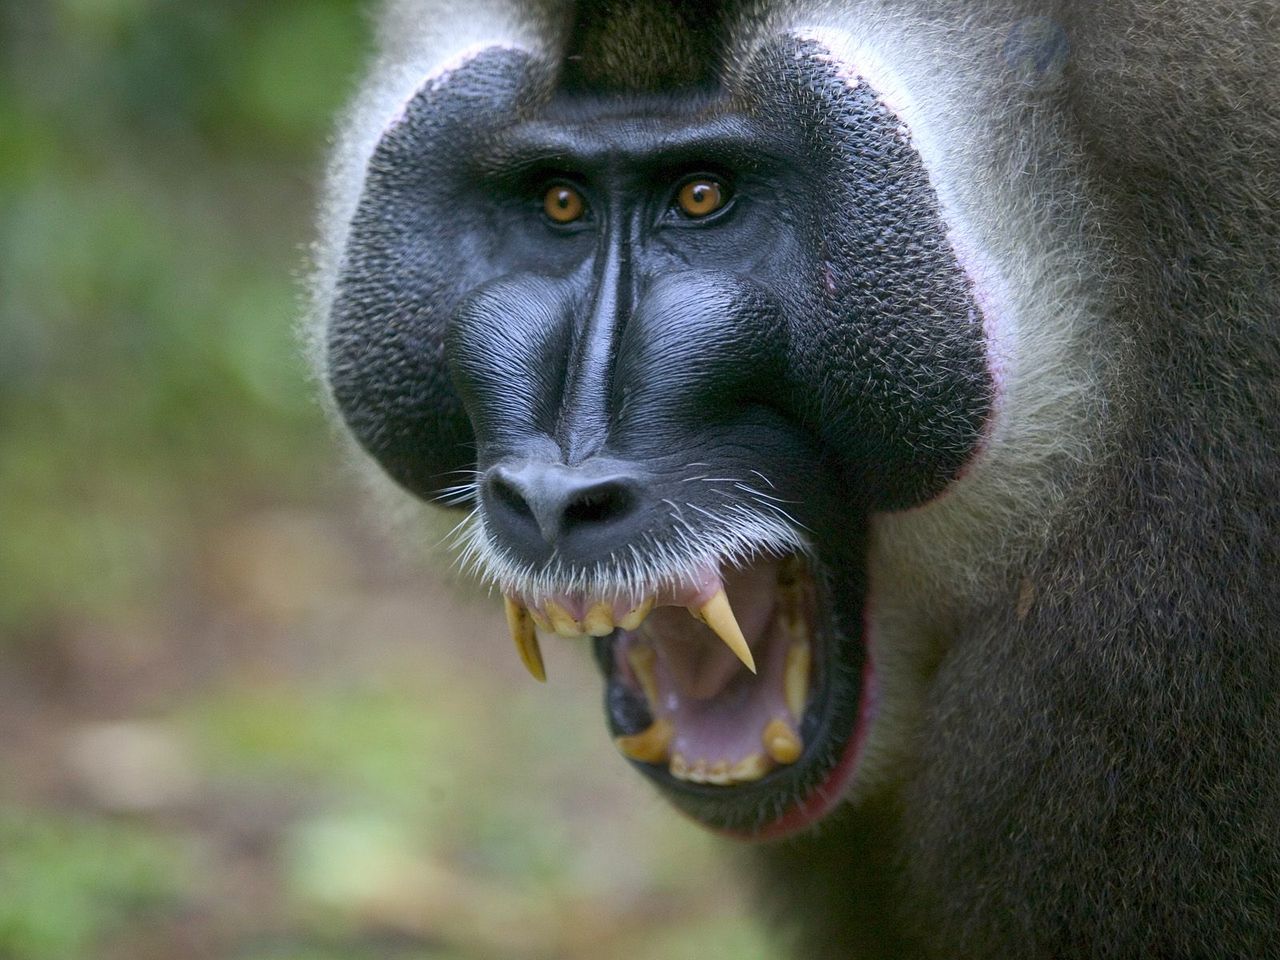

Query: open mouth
[502,552,872,839]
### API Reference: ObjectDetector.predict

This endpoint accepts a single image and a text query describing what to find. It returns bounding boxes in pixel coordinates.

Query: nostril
[489,472,536,521]
[563,481,635,530]
[482,462,644,553]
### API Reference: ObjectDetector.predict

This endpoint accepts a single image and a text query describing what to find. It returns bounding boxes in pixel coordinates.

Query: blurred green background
[0,3,774,957]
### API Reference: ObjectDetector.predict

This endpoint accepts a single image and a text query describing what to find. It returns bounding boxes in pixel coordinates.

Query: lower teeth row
[615,610,812,786]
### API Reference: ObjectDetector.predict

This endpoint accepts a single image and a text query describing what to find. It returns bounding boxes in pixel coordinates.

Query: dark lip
[593,556,869,838]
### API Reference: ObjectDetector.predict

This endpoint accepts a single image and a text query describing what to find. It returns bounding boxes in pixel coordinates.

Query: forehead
[376,38,928,198]
[493,106,766,173]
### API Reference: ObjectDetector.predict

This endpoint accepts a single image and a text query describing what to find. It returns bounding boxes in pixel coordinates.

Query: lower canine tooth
[763,717,803,764]
[780,582,805,631]
[614,717,674,764]
[693,589,757,673]
[503,596,546,683]
[544,600,582,638]
[582,601,615,636]
[784,639,811,720]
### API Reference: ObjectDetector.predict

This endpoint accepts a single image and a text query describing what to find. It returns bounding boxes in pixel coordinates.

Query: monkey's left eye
[543,184,587,224]
[675,176,730,218]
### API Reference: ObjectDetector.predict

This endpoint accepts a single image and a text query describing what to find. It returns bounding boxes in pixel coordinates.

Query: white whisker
[454,493,808,603]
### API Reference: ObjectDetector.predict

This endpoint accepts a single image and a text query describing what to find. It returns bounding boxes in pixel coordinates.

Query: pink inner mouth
[512,551,875,836]
[618,558,801,769]
[567,555,821,787]
[646,561,779,699]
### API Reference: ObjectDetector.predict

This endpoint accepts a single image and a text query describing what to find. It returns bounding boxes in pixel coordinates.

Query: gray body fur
[312,1,1280,956]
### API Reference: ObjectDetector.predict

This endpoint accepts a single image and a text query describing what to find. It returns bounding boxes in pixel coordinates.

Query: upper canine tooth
[503,596,546,683]
[544,600,582,638]
[618,596,654,631]
[692,589,757,674]
[582,601,615,637]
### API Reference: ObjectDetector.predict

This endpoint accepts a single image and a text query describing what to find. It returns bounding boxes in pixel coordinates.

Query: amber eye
[676,177,728,218]
[543,184,586,224]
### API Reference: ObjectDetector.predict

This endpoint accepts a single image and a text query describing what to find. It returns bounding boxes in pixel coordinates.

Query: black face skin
[327,37,992,833]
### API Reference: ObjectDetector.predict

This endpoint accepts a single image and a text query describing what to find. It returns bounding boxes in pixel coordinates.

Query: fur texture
[311,1,1280,957]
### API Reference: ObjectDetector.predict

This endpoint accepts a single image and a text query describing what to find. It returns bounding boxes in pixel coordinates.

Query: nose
[483,460,644,560]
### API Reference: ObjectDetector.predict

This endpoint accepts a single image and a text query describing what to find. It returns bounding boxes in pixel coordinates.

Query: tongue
[651,611,796,768]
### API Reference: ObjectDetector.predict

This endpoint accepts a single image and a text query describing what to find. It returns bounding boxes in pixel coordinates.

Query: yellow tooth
[614,717,674,764]
[704,760,732,786]
[784,638,811,720]
[670,752,690,779]
[763,717,803,765]
[626,645,661,707]
[529,607,551,631]
[544,600,582,638]
[503,596,546,683]
[693,589,757,673]
[781,592,810,639]
[618,596,654,631]
[728,753,770,783]
[582,601,615,637]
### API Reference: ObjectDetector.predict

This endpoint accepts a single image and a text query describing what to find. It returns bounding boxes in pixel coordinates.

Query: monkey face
[327,38,994,837]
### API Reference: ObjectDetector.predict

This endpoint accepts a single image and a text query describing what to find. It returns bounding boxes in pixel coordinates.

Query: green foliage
[185,681,592,889]
[0,1,368,632]
[187,686,473,816]
[240,945,468,960]
[0,809,185,960]
[625,915,779,960]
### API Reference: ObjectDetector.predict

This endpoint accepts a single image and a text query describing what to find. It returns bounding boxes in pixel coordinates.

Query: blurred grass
[0,3,775,958]
[1,0,353,632]
[0,811,185,960]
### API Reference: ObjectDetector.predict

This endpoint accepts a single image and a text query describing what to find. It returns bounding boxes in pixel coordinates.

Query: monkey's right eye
[543,184,586,224]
